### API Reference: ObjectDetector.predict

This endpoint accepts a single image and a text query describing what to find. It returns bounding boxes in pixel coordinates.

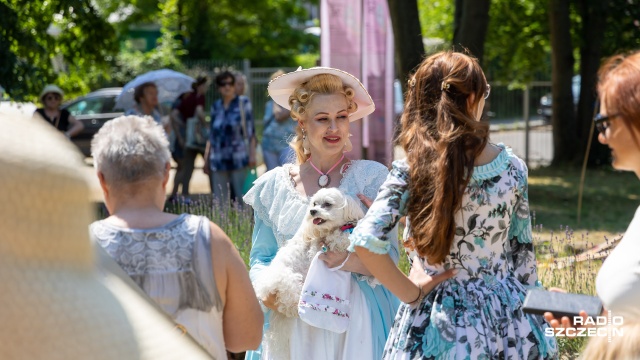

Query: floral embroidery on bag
[302,290,349,304]
[298,300,350,318]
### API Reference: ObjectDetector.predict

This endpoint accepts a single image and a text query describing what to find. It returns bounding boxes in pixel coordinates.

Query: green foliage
[294,53,320,68]
[110,0,186,86]
[0,0,118,101]
[417,0,454,44]
[179,0,317,66]
[484,0,551,83]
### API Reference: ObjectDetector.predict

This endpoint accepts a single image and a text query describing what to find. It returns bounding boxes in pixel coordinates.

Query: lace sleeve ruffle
[242,166,308,247]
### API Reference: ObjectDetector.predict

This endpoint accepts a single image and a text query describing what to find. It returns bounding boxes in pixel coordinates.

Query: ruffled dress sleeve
[506,157,541,289]
[349,159,409,257]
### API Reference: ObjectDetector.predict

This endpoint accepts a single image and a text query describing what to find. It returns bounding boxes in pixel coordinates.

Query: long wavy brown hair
[398,51,489,264]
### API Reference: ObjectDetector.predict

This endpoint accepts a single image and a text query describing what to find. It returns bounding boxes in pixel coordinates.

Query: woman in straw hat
[89,115,263,358]
[349,51,557,359]
[243,67,400,360]
[34,84,84,138]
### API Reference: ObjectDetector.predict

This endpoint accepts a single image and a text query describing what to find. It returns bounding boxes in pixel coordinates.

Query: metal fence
[487,81,553,167]
[185,58,554,167]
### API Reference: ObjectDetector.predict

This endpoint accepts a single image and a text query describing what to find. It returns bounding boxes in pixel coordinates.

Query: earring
[343,135,353,153]
[302,129,311,155]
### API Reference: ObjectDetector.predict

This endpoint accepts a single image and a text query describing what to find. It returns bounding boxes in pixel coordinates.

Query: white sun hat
[267,66,375,121]
[0,111,211,359]
[39,84,65,102]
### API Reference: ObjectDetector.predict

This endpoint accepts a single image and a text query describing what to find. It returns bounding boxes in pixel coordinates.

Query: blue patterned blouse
[208,96,254,171]
[349,144,558,360]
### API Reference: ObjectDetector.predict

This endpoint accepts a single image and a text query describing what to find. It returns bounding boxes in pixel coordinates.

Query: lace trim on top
[471,143,515,181]
[91,214,221,315]
[243,160,384,247]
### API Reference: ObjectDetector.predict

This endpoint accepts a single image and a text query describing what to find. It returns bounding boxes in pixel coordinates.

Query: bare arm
[195,104,206,123]
[209,222,263,352]
[66,115,84,137]
[355,248,456,303]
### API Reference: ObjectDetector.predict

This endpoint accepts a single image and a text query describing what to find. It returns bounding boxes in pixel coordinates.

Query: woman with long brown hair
[350,51,557,359]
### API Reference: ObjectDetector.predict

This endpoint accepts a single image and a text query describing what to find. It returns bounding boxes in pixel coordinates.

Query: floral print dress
[349,144,558,360]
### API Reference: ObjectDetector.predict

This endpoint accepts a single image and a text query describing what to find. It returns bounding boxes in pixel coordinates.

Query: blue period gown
[244,160,401,360]
[350,144,558,359]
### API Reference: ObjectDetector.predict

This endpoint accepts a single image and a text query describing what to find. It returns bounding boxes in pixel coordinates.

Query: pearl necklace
[308,154,345,188]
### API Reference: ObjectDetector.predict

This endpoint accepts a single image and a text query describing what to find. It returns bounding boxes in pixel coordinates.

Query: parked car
[538,75,581,123]
[62,88,123,156]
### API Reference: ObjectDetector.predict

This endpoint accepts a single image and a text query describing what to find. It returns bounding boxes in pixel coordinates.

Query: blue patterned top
[350,144,558,359]
[261,100,296,154]
[208,95,254,171]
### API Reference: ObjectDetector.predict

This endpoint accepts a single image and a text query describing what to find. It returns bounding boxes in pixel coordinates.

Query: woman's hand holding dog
[319,249,372,276]
[261,292,280,312]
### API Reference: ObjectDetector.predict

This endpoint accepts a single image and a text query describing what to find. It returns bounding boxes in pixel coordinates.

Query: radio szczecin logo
[545,311,623,342]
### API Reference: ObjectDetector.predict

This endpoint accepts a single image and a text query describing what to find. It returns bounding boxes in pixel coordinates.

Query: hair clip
[441,82,450,91]
[408,78,416,88]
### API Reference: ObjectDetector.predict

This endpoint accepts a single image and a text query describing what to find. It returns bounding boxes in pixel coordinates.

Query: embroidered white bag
[298,252,351,333]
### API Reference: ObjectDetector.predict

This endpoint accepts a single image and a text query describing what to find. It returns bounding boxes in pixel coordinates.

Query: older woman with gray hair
[90,115,263,358]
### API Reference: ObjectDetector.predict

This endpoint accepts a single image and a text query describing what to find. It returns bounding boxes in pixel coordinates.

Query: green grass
[529,166,639,239]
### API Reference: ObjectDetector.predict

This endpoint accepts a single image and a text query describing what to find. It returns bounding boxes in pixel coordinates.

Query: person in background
[126,82,168,132]
[544,50,640,347]
[90,115,263,358]
[261,70,296,170]
[235,72,248,97]
[204,71,256,203]
[173,76,209,200]
[34,84,84,138]
[168,91,191,202]
[350,51,557,359]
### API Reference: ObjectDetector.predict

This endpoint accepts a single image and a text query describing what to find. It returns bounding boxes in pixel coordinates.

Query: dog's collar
[341,223,356,233]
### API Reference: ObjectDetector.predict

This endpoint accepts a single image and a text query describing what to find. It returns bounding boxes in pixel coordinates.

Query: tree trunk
[576,0,610,166]
[549,0,577,166]
[387,0,424,93]
[452,0,491,65]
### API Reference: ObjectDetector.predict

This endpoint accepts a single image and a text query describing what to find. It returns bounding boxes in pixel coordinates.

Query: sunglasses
[45,94,61,101]
[218,81,234,88]
[594,113,619,135]
[484,84,491,100]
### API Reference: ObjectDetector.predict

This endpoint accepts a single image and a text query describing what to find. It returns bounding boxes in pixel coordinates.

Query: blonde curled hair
[288,74,357,164]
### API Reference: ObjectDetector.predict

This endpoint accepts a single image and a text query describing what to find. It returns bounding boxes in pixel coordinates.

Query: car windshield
[66,95,117,116]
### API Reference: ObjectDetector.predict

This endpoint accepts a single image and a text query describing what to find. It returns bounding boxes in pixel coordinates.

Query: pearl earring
[302,128,310,155]
[343,136,353,153]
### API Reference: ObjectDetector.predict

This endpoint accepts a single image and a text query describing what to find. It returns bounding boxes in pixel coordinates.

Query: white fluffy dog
[254,187,365,359]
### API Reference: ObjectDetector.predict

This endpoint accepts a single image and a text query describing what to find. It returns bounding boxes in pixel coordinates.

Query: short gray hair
[91,115,170,185]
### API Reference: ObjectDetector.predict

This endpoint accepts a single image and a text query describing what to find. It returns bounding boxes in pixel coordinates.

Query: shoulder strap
[239,96,247,138]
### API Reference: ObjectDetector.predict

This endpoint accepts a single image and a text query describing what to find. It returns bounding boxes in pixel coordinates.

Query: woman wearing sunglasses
[544,50,640,349]
[34,84,84,138]
[204,71,256,203]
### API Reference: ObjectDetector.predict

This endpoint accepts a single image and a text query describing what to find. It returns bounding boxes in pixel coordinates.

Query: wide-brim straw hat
[39,84,64,102]
[0,107,211,360]
[268,66,375,121]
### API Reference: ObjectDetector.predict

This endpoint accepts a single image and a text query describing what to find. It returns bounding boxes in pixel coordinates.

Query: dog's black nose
[310,209,317,216]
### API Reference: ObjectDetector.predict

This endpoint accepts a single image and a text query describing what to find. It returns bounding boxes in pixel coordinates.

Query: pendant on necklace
[318,174,330,188]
